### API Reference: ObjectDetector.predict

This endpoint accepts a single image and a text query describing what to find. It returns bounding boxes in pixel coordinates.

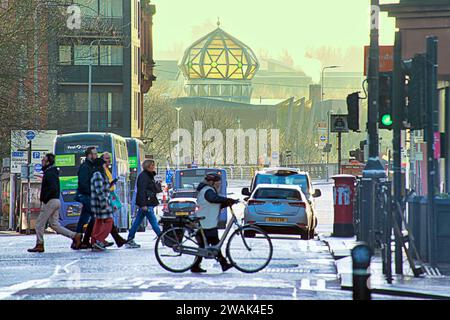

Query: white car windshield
[255,174,309,193]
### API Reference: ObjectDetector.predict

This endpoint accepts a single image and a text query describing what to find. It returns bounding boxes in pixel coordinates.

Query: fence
[157,164,339,182]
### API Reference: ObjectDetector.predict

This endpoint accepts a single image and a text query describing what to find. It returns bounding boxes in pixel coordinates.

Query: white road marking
[0,259,80,300]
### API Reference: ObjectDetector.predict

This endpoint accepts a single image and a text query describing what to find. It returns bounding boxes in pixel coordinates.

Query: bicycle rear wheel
[226,226,273,273]
[155,226,200,273]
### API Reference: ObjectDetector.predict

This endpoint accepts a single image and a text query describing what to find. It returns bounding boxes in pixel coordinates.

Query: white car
[243,184,317,239]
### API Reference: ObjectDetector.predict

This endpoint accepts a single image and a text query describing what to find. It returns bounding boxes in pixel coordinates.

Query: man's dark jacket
[40,165,60,204]
[136,171,162,207]
[77,158,96,196]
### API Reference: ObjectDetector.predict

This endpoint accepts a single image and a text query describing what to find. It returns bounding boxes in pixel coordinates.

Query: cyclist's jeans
[192,228,228,268]
[75,194,92,234]
[128,206,161,241]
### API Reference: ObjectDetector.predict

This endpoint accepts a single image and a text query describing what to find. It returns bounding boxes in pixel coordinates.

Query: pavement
[319,234,450,299]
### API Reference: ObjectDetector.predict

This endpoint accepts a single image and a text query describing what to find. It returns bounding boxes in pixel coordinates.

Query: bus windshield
[177,169,224,189]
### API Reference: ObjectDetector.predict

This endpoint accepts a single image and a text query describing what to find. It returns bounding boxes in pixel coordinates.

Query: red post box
[332,174,356,237]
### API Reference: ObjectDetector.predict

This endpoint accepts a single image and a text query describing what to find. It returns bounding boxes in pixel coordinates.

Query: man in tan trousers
[28,154,80,253]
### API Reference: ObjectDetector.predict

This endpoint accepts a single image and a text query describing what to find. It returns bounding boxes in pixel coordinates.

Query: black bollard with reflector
[351,243,372,300]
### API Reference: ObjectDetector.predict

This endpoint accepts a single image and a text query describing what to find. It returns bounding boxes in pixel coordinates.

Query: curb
[318,234,450,300]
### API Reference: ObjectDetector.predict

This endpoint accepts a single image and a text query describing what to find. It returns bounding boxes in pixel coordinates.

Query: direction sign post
[26,139,32,235]
[330,115,350,174]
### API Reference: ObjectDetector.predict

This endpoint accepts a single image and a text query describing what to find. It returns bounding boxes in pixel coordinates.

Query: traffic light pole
[364,0,385,177]
[392,32,404,274]
[361,0,386,249]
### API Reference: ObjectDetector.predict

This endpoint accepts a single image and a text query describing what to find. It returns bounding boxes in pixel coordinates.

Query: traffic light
[349,148,364,163]
[379,72,393,130]
[346,92,360,132]
[406,54,427,130]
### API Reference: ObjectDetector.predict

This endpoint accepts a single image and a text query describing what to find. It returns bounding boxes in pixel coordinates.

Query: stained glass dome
[180,25,259,81]
[179,23,259,102]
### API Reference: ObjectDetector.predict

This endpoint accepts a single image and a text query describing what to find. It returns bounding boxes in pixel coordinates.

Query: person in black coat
[126,159,162,248]
[72,146,98,249]
[28,154,78,253]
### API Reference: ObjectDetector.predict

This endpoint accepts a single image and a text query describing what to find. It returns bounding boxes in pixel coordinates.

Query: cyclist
[192,173,238,273]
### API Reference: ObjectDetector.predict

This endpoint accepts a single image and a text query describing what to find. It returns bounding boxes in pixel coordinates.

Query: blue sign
[34,164,43,173]
[12,151,25,157]
[32,152,41,159]
[165,169,174,184]
[25,130,36,141]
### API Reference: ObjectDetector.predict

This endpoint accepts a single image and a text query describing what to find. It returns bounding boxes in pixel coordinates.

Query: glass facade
[58,91,123,130]
[100,45,123,65]
[74,45,98,65]
[61,45,123,66]
[75,0,123,17]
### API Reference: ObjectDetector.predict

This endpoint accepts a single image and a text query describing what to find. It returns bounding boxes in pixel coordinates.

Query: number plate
[265,217,288,223]
[175,211,190,216]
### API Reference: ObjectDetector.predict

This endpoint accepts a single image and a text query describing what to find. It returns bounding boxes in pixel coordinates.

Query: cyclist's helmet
[205,172,221,182]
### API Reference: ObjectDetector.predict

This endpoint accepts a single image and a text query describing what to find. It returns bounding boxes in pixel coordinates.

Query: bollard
[351,243,372,300]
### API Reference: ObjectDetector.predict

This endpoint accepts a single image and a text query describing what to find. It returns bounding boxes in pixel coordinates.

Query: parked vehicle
[242,167,321,220]
[243,184,316,239]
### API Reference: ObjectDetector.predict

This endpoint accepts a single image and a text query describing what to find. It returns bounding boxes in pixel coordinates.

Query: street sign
[364,45,394,76]
[320,135,326,142]
[25,130,36,141]
[165,169,174,184]
[34,164,43,173]
[330,115,349,133]
[10,130,57,175]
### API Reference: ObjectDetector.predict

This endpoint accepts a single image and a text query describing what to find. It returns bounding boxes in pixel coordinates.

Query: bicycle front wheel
[226,226,273,273]
[155,226,200,273]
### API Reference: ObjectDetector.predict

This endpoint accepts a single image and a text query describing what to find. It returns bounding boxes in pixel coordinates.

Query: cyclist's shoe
[191,266,207,273]
[125,239,141,249]
[220,262,233,272]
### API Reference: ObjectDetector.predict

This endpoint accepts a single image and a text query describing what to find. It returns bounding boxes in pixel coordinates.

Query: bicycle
[154,205,273,273]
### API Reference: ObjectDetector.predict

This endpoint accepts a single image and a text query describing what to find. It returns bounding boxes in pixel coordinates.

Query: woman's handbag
[110,191,122,211]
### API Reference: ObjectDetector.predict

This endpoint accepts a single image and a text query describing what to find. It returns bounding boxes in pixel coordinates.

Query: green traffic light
[381,114,393,126]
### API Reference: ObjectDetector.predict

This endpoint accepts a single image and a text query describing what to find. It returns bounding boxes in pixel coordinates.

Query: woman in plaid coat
[90,158,114,252]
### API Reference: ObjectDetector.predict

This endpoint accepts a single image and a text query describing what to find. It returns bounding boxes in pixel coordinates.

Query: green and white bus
[54,133,130,230]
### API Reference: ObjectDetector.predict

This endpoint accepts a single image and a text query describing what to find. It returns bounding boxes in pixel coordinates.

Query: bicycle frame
[174,207,245,259]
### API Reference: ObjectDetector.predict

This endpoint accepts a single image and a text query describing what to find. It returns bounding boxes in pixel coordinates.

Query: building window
[100,0,123,17]
[76,0,99,17]
[59,91,123,130]
[59,45,72,65]
[74,45,98,65]
[100,45,123,65]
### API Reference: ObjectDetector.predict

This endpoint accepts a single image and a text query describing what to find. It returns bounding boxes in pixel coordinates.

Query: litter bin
[407,196,428,261]
[332,174,356,237]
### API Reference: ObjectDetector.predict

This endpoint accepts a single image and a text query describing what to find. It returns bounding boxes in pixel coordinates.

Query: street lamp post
[321,65,341,181]
[175,107,182,169]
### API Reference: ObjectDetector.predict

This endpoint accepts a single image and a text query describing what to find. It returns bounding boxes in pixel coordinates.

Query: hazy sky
[152,0,399,79]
